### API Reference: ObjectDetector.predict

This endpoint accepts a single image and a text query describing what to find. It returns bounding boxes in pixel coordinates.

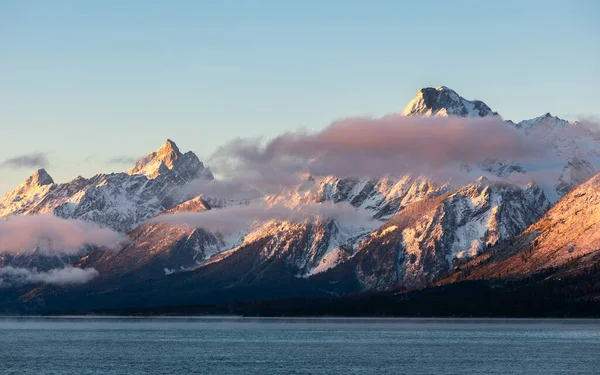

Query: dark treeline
[85,267,600,318]
[3,249,600,318]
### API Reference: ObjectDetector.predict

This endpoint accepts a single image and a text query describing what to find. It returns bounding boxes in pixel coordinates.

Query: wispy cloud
[106,156,139,165]
[0,152,49,169]
[0,215,127,254]
[0,266,99,286]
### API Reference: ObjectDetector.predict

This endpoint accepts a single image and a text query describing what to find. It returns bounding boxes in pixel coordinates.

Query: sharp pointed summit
[402,86,498,118]
[129,139,182,177]
[128,139,214,182]
[158,139,180,154]
[0,168,56,217]
[27,168,54,187]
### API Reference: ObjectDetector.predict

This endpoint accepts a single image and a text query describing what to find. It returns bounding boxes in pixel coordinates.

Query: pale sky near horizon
[0,0,599,195]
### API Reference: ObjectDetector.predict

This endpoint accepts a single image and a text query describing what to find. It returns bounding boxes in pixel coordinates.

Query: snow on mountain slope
[80,196,236,280]
[187,210,378,281]
[200,174,452,277]
[401,86,498,118]
[402,87,600,200]
[78,172,445,281]
[515,113,600,198]
[78,170,451,280]
[266,175,453,220]
[0,140,214,232]
[340,178,550,290]
[0,169,56,216]
[190,175,548,291]
[441,171,600,284]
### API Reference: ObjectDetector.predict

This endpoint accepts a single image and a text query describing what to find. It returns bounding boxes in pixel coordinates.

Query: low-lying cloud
[153,202,373,233]
[1,152,49,169]
[208,115,550,185]
[0,266,99,286]
[174,179,265,201]
[0,215,127,254]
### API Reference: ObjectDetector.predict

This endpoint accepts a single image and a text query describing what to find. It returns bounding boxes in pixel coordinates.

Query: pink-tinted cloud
[209,115,549,184]
[0,215,127,254]
[152,202,373,232]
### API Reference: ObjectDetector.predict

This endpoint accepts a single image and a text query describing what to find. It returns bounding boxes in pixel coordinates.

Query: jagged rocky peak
[128,139,214,182]
[129,139,182,177]
[0,168,55,214]
[25,168,54,187]
[402,86,498,118]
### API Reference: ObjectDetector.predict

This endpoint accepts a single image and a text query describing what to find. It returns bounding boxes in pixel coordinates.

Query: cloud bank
[0,215,127,254]
[153,202,373,233]
[1,152,49,169]
[0,266,99,286]
[573,117,600,136]
[208,115,550,186]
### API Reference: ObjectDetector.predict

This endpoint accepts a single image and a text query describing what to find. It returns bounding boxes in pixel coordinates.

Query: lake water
[0,317,599,374]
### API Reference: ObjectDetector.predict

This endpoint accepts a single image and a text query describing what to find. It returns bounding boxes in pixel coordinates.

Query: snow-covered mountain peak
[128,139,214,182]
[26,168,54,188]
[0,168,56,217]
[401,86,498,118]
[516,112,572,130]
[159,138,180,154]
[5,168,54,198]
[129,139,184,178]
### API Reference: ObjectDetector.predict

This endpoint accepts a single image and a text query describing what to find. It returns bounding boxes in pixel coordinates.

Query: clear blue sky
[1,0,598,194]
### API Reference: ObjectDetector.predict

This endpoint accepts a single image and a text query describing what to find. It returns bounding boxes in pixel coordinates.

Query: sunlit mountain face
[1,86,600,314]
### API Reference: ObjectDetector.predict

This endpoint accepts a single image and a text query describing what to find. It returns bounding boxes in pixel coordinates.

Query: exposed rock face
[168,178,550,292]
[79,196,233,281]
[266,175,452,220]
[129,139,214,183]
[27,169,54,187]
[0,169,56,216]
[342,179,550,290]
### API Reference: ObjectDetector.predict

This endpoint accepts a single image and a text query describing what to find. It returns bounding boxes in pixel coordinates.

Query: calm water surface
[0,317,599,374]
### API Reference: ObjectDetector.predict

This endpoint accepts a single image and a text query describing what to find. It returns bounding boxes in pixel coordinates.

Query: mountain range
[1,85,599,316]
